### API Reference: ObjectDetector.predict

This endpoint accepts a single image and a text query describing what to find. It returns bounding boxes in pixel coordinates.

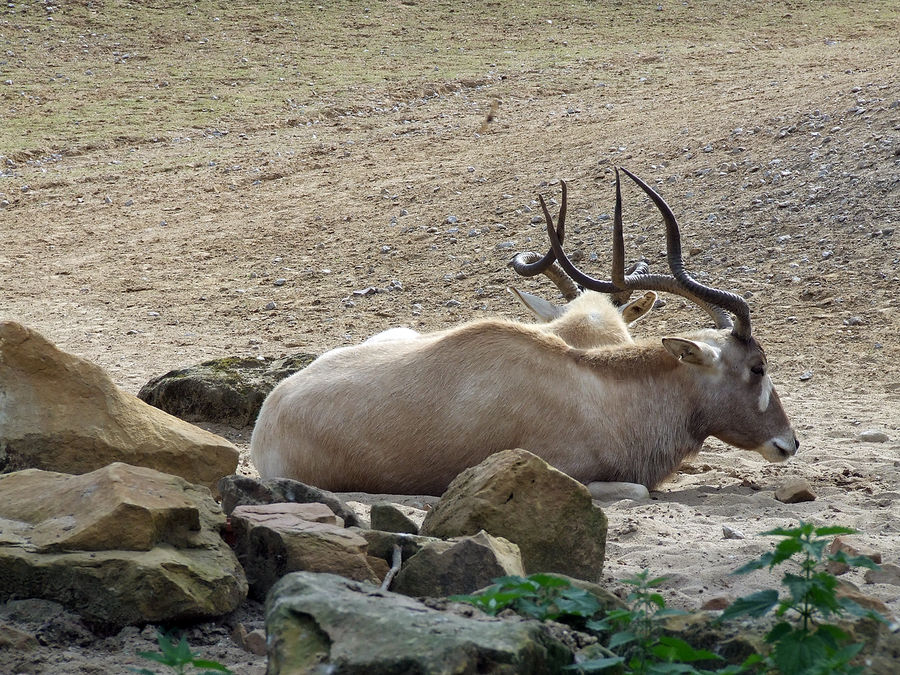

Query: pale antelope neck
[573,340,679,376]
[436,318,678,378]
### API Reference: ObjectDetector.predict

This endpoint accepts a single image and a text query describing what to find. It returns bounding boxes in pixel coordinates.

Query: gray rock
[722,525,745,540]
[370,502,422,534]
[392,531,525,597]
[138,353,316,427]
[217,475,360,527]
[265,572,573,674]
[858,429,890,443]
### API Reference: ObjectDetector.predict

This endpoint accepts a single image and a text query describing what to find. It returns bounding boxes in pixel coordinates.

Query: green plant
[575,570,752,675]
[132,630,232,675]
[720,523,885,675]
[450,573,602,621]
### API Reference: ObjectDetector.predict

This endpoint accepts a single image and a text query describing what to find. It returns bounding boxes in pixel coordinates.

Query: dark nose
[794,434,800,450]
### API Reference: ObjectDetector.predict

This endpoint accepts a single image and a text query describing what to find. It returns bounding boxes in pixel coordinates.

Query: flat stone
[588,481,650,501]
[231,506,386,600]
[218,475,359,527]
[858,429,890,443]
[864,562,900,587]
[229,502,343,528]
[0,464,246,627]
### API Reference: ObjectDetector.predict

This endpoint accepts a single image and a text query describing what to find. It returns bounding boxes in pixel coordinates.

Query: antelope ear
[662,337,721,367]
[508,287,564,322]
[621,291,657,325]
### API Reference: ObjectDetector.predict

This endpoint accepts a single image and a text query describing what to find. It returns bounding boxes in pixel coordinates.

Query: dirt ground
[1,1,898,672]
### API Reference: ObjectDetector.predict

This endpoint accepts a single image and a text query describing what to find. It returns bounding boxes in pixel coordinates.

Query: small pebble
[273,278,286,286]
[722,525,745,540]
[799,370,813,381]
[264,301,276,310]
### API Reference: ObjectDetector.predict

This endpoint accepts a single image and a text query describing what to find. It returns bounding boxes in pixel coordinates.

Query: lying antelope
[250,168,798,495]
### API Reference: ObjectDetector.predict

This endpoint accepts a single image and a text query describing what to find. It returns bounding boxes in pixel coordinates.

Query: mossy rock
[138,354,316,427]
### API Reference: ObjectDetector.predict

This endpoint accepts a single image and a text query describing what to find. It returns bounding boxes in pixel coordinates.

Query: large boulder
[138,354,315,427]
[230,504,387,600]
[265,572,573,674]
[0,321,238,491]
[218,474,361,527]
[0,463,247,627]
[420,448,608,581]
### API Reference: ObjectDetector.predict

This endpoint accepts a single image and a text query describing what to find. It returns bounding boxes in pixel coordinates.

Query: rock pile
[0,463,246,627]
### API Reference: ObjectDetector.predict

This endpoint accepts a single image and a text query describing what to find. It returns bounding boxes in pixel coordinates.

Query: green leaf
[191,659,232,672]
[654,608,689,620]
[646,663,702,674]
[760,524,808,538]
[771,630,831,675]
[770,536,803,566]
[764,621,793,644]
[812,526,856,537]
[829,551,880,570]
[136,651,172,665]
[732,552,775,575]
[516,596,551,620]
[814,623,851,647]
[608,630,637,650]
[564,656,625,672]
[653,636,721,663]
[555,588,602,618]
[800,537,828,562]
[719,589,779,621]
[837,596,888,623]
[527,573,572,589]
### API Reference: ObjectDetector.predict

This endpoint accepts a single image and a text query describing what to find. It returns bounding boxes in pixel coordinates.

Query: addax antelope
[250,169,798,495]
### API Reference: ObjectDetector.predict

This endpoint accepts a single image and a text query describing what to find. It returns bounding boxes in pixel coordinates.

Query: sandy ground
[1,1,898,672]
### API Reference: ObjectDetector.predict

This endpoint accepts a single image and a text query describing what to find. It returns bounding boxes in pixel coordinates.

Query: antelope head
[540,169,799,463]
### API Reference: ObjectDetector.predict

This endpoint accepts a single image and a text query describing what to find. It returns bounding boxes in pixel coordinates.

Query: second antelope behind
[250,169,798,495]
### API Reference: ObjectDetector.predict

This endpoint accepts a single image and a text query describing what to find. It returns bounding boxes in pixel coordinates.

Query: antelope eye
[751,364,766,376]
